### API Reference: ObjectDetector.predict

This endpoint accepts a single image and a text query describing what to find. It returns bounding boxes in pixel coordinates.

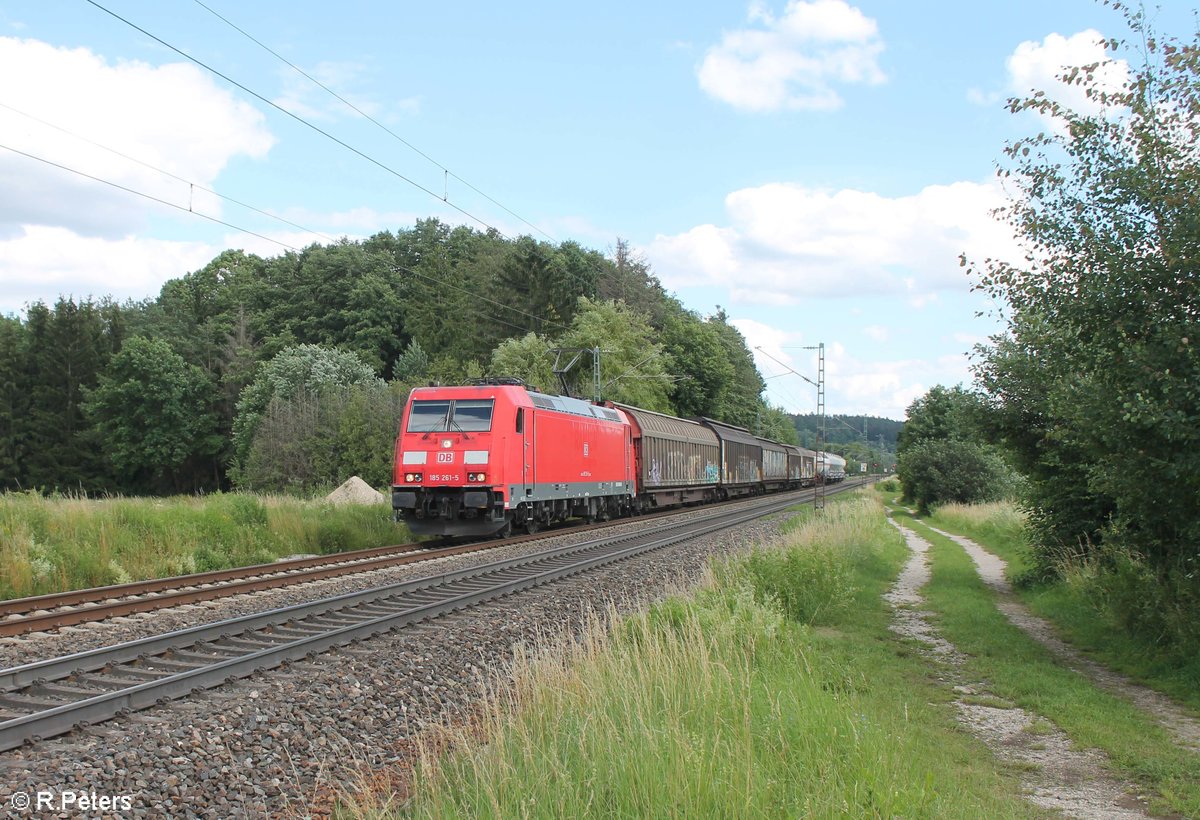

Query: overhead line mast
[754,343,826,512]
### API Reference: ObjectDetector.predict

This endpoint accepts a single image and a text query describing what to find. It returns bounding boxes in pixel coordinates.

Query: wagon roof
[755,436,787,453]
[696,417,762,448]
[610,402,718,446]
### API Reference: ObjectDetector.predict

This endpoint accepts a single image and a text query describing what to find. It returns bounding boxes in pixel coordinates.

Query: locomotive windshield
[406,399,494,433]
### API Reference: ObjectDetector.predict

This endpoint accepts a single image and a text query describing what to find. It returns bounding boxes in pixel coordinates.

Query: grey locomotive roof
[528,391,622,422]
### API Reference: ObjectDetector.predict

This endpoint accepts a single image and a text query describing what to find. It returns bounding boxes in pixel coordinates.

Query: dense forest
[0,222,821,496]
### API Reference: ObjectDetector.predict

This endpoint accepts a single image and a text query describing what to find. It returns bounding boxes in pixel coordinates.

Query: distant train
[391,380,844,538]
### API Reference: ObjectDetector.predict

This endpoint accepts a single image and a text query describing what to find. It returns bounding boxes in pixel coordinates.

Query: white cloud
[697,0,886,112]
[645,180,1019,304]
[1007,30,1127,116]
[0,226,217,314]
[726,317,977,419]
[0,37,277,313]
[863,324,888,342]
[0,37,274,238]
[969,29,1129,120]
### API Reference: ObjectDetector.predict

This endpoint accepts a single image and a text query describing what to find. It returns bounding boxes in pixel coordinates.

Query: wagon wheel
[525,519,540,535]
[494,520,513,539]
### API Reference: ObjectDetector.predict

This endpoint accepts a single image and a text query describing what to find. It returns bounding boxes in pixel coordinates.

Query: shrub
[741,543,857,625]
[897,439,1017,515]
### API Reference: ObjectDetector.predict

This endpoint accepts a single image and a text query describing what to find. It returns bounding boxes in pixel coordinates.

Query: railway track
[0,485,857,752]
[0,538,506,638]
[0,483,864,638]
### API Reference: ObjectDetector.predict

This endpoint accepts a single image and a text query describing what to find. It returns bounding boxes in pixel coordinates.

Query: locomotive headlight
[467,472,486,483]
[405,472,423,483]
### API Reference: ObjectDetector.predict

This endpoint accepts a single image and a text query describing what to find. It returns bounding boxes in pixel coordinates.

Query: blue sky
[0,1,1189,419]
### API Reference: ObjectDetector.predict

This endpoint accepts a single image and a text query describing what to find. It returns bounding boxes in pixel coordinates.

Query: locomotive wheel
[495,520,513,539]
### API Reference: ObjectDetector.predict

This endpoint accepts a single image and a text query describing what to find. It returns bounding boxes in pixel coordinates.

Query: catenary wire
[0,137,565,338]
[92,0,615,300]
[67,2,743,391]
[0,100,340,247]
[189,0,560,246]
[82,0,499,235]
[0,142,303,253]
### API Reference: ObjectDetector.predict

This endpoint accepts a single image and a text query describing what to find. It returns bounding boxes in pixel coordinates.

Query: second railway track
[0,485,859,638]
[0,485,856,753]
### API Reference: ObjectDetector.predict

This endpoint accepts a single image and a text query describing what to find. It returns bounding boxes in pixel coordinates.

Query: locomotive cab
[392,387,513,537]
[392,382,635,538]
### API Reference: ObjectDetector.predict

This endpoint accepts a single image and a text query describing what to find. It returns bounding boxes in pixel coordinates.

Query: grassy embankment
[0,492,406,601]
[343,492,1038,818]
[928,500,1200,710]
[889,497,1200,817]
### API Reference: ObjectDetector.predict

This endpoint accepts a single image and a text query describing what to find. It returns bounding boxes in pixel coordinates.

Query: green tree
[392,339,430,383]
[659,310,735,419]
[257,241,406,375]
[559,298,673,411]
[968,9,1200,647]
[492,236,597,336]
[708,309,766,427]
[895,385,981,452]
[20,298,123,491]
[896,385,1014,510]
[897,439,1015,515]
[756,403,800,445]
[86,336,219,492]
[239,383,406,493]
[231,344,382,481]
[490,332,556,392]
[0,316,28,489]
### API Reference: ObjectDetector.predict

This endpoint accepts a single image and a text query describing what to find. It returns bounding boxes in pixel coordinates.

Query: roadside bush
[1064,543,1200,659]
[741,543,856,625]
[897,439,1016,515]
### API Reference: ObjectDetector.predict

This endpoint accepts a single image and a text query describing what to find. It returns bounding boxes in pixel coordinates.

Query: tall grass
[930,501,1030,578]
[923,497,1200,710]
[0,492,406,600]
[343,492,1033,818]
[894,506,1200,817]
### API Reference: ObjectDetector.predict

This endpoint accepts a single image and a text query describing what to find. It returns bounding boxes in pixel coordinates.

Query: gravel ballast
[0,508,799,818]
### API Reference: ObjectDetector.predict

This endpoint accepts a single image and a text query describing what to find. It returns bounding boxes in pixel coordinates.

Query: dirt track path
[885,516,1152,819]
[924,523,1200,755]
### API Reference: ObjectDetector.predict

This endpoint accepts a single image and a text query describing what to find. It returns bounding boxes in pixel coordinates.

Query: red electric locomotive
[391,381,635,537]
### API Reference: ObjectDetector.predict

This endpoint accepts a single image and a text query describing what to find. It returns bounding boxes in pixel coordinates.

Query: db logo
[436,452,455,463]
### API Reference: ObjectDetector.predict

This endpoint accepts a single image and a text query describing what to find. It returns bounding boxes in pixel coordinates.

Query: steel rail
[0,488,818,691]
[0,483,840,636]
[0,486,847,752]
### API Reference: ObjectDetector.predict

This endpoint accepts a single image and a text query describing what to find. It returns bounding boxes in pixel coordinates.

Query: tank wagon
[817,451,847,483]
[392,381,840,537]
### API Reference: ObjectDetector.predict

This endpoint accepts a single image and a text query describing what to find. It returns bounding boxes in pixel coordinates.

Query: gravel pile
[0,511,795,818]
[325,477,386,506]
